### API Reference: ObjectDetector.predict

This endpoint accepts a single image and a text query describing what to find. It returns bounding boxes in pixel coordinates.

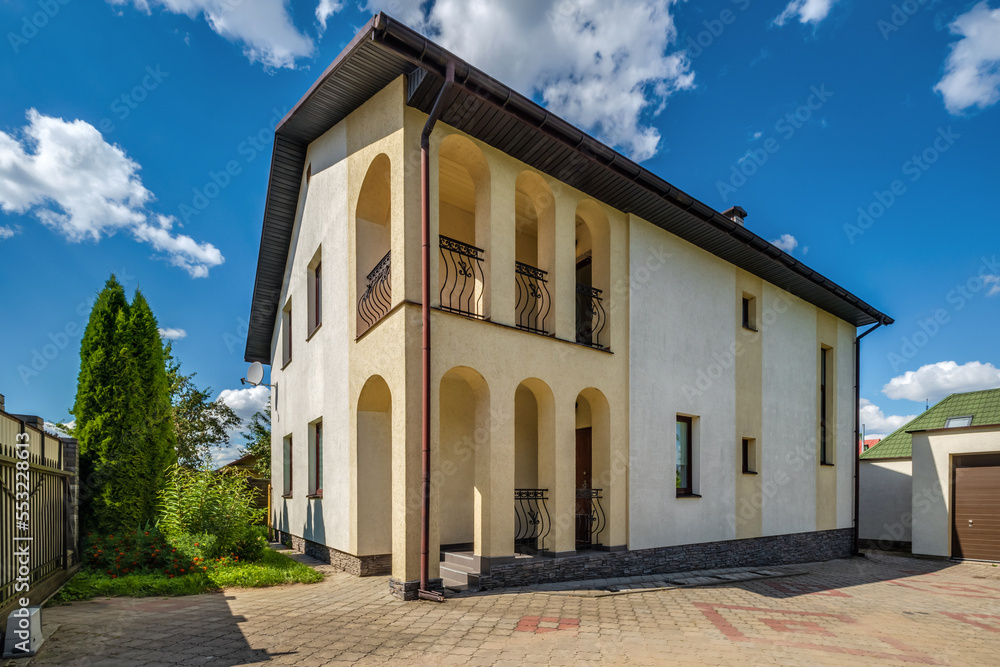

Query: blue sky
[1,0,999,459]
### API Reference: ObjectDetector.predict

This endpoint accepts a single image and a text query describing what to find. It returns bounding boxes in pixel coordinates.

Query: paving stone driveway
[15,551,1000,666]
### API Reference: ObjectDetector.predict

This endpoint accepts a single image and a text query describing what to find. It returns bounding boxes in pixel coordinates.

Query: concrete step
[441,551,475,568]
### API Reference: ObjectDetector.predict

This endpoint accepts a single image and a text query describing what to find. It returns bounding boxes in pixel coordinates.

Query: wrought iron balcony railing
[515,262,551,335]
[514,488,551,554]
[575,487,607,549]
[357,250,391,335]
[575,283,607,349]
[439,235,486,319]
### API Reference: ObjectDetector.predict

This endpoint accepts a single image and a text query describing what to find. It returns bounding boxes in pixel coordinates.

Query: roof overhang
[245,13,893,362]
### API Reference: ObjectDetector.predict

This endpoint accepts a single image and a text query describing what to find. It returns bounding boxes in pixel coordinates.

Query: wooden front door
[953,466,1000,561]
[576,428,593,548]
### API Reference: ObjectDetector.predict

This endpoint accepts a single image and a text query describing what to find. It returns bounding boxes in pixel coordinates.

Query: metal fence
[0,411,78,616]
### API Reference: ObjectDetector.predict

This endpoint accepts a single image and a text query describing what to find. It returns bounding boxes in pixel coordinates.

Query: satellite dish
[246,361,264,387]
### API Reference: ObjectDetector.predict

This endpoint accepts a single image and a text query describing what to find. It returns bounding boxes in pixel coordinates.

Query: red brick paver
[13,552,1000,666]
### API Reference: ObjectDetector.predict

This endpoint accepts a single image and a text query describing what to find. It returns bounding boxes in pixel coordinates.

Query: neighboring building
[245,15,893,598]
[218,453,270,515]
[859,437,881,455]
[860,388,1000,560]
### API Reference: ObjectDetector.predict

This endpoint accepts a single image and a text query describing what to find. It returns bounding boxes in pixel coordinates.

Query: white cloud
[364,0,694,162]
[315,0,342,32]
[770,233,799,253]
[158,327,188,340]
[109,0,314,69]
[218,385,270,422]
[935,2,1000,114]
[0,224,20,240]
[773,0,840,26]
[882,360,1000,402]
[859,398,916,437]
[0,109,224,277]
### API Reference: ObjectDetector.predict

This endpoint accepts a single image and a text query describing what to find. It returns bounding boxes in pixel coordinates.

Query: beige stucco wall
[271,73,860,585]
[858,459,913,542]
[911,426,1000,557]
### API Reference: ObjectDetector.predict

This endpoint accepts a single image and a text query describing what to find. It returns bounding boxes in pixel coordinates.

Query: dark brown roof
[245,13,892,362]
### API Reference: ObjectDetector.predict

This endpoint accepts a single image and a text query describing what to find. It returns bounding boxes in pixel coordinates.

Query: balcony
[575,487,607,549]
[514,489,551,555]
[514,262,551,335]
[439,235,486,319]
[357,250,391,335]
[575,284,607,349]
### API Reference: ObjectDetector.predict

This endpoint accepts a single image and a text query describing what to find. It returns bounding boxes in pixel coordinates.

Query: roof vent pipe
[723,206,747,226]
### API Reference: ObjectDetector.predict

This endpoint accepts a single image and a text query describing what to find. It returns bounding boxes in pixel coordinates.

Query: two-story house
[245,14,893,600]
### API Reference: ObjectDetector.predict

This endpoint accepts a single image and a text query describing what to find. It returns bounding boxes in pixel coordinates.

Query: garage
[953,465,1000,561]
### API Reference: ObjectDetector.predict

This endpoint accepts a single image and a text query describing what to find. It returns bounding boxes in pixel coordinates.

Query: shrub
[158,465,265,560]
[83,527,201,577]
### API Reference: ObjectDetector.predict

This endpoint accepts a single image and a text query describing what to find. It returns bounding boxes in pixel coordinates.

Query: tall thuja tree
[128,291,177,519]
[74,276,130,531]
[73,276,176,532]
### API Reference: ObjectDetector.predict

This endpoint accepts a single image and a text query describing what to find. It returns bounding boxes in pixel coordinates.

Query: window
[282,435,293,497]
[309,420,323,497]
[742,438,757,474]
[308,247,322,335]
[742,295,757,331]
[945,415,973,428]
[820,346,832,465]
[281,299,292,367]
[676,416,693,496]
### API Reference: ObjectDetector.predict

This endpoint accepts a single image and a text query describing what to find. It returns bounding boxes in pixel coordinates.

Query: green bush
[229,525,268,562]
[158,465,265,560]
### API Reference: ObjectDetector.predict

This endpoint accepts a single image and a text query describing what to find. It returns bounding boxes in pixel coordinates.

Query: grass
[50,547,323,604]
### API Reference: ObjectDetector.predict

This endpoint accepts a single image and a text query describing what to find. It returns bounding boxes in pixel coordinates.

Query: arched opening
[575,201,611,348]
[514,172,555,334]
[438,135,490,319]
[356,154,392,336]
[514,378,555,553]
[356,375,392,556]
[438,366,490,551]
[575,388,611,550]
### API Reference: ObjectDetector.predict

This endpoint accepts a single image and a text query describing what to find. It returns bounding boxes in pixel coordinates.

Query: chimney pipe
[723,206,748,226]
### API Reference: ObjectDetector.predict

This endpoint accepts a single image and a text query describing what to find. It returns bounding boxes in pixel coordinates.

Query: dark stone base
[274,530,391,576]
[859,538,912,553]
[477,528,855,590]
[389,578,419,600]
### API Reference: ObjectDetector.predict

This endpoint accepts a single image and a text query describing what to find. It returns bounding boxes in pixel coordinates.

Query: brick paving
[13,550,1000,666]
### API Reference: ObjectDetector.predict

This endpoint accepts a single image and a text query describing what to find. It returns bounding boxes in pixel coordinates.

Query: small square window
[945,415,972,428]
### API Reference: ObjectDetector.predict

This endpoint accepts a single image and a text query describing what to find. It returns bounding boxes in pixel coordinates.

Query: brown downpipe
[854,319,887,557]
[418,61,455,603]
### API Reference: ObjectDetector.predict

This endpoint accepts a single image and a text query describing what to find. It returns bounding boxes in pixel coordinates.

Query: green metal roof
[860,387,1000,460]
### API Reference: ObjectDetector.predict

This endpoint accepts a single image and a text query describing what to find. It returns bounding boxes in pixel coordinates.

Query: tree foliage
[73,276,176,532]
[165,344,241,469]
[239,400,271,478]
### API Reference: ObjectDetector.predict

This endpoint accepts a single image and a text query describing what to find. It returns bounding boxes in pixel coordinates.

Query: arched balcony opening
[513,379,555,554]
[438,135,490,319]
[514,172,555,335]
[575,201,611,349]
[575,388,612,550]
[356,154,392,336]
[356,375,392,556]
